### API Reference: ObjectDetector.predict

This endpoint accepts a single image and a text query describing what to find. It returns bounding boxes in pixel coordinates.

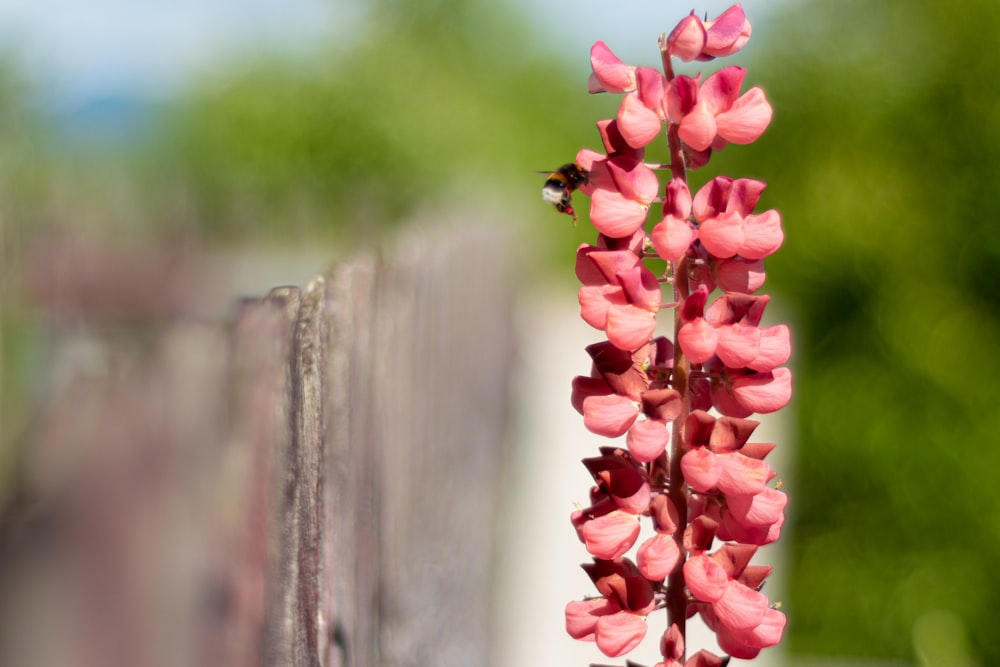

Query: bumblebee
[541,162,589,223]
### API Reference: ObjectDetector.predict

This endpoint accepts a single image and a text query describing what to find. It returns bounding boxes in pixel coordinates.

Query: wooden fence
[0,225,515,667]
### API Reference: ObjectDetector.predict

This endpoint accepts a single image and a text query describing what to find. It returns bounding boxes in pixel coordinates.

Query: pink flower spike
[731,367,792,413]
[589,41,637,94]
[703,5,752,58]
[595,612,648,657]
[666,13,707,61]
[684,553,729,603]
[583,393,640,437]
[627,418,670,462]
[637,532,681,581]
[716,86,773,145]
[589,189,650,239]
[565,597,616,640]
[581,510,641,560]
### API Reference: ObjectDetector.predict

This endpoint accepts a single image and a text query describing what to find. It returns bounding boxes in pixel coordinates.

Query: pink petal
[581,510,641,560]
[590,189,650,239]
[684,553,729,602]
[678,318,718,364]
[595,612,647,657]
[626,418,670,462]
[664,75,700,122]
[666,13,707,61]
[727,178,767,216]
[578,284,625,331]
[617,265,661,312]
[565,598,616,640]
[716,453,770,496]
[606,303,657,352]
[607,158,660,204]
[651,215,694,263]
[637,532,681,581]
[698,210,745,259]
[692,176,732,221]
[663,177,693,219]
[699,66,746,114]
[678,100,717,152]
[575,244,606,286]
[713,582,768,631]
[715,324,760,369]
[748,324,791,372]
[588,248,642,285]
[714,257,766,293]
[583,393,640,437]
[571,375,612,414]
[711,380,753,418]
[589,40,636,94]
[703,5,751,58]
[727,487,788,527]
[618,92,663,149]
[716,87,773,144]
[731,367,792,413]
[739,209,784,259]
[680,447,721,493]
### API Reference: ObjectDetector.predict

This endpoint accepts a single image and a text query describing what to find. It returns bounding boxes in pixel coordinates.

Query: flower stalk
[561,5,790,665]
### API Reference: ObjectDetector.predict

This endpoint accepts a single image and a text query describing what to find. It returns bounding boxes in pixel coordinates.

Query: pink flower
[665,5,752,62]
[650,178,696,263]
[666,67,772,152]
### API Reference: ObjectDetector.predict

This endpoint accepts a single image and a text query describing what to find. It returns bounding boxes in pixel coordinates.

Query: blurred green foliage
[1,0,999,663]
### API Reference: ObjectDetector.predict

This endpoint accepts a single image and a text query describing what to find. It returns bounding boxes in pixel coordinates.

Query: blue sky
[0,0,790,104]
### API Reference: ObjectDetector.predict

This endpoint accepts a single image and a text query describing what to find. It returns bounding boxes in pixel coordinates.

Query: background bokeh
[1,0,998,664]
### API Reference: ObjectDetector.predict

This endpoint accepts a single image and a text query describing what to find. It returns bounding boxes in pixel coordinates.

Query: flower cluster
[561,5,790,664]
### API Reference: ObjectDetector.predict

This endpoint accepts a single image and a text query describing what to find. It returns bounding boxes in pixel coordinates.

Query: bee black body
[541,162,589,222]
